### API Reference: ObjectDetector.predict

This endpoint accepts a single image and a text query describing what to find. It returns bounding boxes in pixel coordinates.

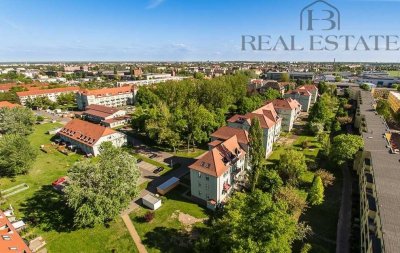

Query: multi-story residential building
[57,119,127,156]
[227,103,281,157]
[76,85,136,110]
[0,210,31,253]
[189,135,247,210]
[16,86,80,106]
[387,91,400,113]
[80,104,129,128]
[269,98,302,132]
[352,88,400,253]
[210,126,249,152]
[284,88,312,112]
[296,85,319,105]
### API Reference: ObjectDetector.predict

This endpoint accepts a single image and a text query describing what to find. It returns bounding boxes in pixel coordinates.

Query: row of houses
[248,80,318,112]
[188,85,317,209]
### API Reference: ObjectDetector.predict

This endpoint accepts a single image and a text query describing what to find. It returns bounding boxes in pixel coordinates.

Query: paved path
[121,214,148,253]
[336,164,352,253]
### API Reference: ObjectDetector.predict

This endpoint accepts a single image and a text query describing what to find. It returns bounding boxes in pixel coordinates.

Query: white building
[57,119,127,156]
[76,85,136,110]
[17,86,80,106]
[189,135,247,210]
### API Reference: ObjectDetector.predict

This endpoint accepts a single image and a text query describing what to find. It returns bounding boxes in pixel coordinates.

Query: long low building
[76,85,136,110]
[353,88,400,253]
[17,86,80,105]
[57,119,127,156]
[81,104,129,127]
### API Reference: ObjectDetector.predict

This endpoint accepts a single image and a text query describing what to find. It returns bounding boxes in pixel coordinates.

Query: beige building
[388,91,400,113]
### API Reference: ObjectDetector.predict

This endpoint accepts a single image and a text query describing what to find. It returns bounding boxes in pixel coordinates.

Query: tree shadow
[142,226,193,253]
[20,185,75,232]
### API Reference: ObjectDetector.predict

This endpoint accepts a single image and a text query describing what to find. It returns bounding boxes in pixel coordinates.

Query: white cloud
[146,0,165,9]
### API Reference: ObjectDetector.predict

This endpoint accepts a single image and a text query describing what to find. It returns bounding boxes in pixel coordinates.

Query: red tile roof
[0,101,21,109]
[0,210,31,253]
[16,86,79,97]
[270,98,301,110]
[58,119,117,147]
[297,85,318,92]
[211,126,249,145]
[189,135,246,177]
[80,85,134,97]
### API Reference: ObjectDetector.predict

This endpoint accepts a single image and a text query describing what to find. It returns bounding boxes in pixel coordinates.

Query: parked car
[153,167,164,174]
[137,158,143,163]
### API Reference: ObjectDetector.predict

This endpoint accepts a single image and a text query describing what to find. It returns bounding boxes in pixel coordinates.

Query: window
[206,176,209,181]
[2,235,10,240]
[198,182,201,187]
[198,172,201,178]
[198,191,202,196]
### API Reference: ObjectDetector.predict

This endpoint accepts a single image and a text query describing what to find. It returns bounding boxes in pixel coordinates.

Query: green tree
[237,96,263,115]
[278,149,308,186]
[317,132,331,157]
[195,190,300,253]
[309,176,324,205]
[65,142,140,227]
[331,134,364,165]
[135,87,160,107]
[248,118,265,192]
[276,185,307,218]
[56,92,76,108]
[280,72,290,82]
[258,169,283,194]
[262,88,281,100]
[376,99,391,120]
[0,134,37,176]
[0,107,36,135]
[193,72,205,79]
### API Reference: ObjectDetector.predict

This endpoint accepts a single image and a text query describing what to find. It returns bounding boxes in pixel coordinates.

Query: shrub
[144,211,155,222]
[315,169,335,187]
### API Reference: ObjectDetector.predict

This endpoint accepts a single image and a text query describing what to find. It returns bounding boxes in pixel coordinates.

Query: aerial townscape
[1,1,400,253]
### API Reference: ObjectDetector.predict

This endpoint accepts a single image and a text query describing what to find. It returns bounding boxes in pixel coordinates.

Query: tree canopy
[0,134,37,177]
[248,118,265,191]
[0,107,36,135]
[278,149,308,186]
[308,176,324,206]
[65,142,140,227]
[195,190,300,253]
[331,134,364,165]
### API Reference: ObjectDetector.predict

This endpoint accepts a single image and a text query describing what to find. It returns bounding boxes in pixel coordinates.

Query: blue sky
[0,0,400,62]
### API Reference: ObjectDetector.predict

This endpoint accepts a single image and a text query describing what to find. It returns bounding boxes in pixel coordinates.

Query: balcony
[367,194,377,212]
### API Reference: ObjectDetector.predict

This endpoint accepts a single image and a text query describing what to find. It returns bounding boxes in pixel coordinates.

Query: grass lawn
[130,185,209,253]
[174,148,207,159]
[0,123,137,253]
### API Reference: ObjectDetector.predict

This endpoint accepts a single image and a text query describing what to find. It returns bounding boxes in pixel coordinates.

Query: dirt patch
[171,210,206,232]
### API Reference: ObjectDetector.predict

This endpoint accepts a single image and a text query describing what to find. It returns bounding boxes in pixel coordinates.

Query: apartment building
[248,79,287,96]
[16,86,80,106]
[76,85,136,110]
[387,91,400,113]
[353,88,400,253]
[80,104,129,128]
[210,126,249,152]
[284,88,312,112]
[227,103,281,157]
[269,98,302,132]
[296,85,319,105]
[189,135,247,210]
[0,210,31,253]
[57,119,127,156]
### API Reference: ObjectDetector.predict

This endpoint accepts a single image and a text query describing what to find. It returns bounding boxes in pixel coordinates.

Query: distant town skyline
[1,0,400,62]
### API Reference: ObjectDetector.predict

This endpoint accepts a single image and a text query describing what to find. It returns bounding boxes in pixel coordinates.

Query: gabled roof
[297,85,318,92]
[286,89,312,96]
[16,86,79,97]
[189,135,245,177]
[85,104,120,114]
[80,85,134,97]
[0,101,21,109]
[0,210,32,253]
[58,119,117,147]
[211,126,249,145]
[270,98,301,110]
